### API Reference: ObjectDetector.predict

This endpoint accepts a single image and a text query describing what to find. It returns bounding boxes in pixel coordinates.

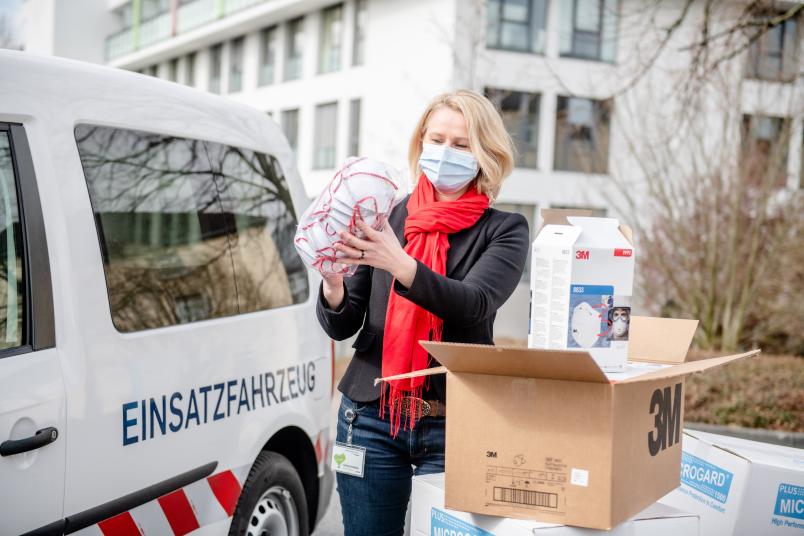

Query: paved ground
[312,487,343,536]
[311,391,343,536]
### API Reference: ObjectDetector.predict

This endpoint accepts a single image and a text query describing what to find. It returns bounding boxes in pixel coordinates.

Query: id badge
[331,441,366,478]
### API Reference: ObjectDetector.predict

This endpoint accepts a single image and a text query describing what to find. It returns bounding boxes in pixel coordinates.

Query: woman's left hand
[334,219,418,288]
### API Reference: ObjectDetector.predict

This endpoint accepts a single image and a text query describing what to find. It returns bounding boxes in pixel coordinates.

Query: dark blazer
[316,194,530,403]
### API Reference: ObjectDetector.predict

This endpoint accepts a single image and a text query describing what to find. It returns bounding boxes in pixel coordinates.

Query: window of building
[117,2,134,29]
[168,58,179,82]
[741,114,790,187]
[74,124,308,332]
[259,26,277,86]
[147,65,159,77]
[485,88,540,168]
[285,17,305,81]
[554,96,611,173]
[229,36,244,92]
[0,131,26,350]
[209,43,223,93]
[559,0,618,62]
[348,99,361,156]
[281,108,300,155]
[141,0,170,21]
[352,0,367,65]
[319,4,343,74]
[746,13,799,81]
[313,102,338,169]
[185,51,196,86]
[494,203,535,282]
[486,0,548,53]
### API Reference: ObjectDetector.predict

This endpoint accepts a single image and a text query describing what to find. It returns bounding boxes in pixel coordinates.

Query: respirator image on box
[608,306,630,341]
[570,301,601,348]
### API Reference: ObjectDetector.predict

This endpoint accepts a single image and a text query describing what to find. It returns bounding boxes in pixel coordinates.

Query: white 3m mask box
[660,430,804,535]
[528,209,635,371]
[411,472,699,535]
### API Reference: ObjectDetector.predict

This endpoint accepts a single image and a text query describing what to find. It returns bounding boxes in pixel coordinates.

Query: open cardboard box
[376,316,759,530]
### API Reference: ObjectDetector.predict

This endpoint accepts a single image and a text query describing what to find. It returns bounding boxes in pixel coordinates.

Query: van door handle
[0,427,59,456]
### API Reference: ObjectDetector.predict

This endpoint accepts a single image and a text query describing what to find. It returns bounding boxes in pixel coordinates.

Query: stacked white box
[411,472,699,535]
[529,215,635,371]
[660,430,804,535]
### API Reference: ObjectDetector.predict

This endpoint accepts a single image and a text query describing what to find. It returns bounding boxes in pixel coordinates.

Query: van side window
[0,132,25,349]
[75,124,308,332]
[206,142,309,312]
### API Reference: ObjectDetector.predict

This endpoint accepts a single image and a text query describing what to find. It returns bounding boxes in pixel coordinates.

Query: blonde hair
[408,89,515,202]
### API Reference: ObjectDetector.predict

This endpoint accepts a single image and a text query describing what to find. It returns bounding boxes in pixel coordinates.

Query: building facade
[24,0,804,342]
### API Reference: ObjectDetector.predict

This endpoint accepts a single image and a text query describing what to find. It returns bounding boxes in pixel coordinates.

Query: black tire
[229,451,310,536]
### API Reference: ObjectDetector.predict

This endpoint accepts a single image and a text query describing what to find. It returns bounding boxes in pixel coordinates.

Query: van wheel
[229,451,309,536]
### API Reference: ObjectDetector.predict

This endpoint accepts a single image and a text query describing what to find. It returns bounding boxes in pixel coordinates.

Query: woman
[316,89,529,535]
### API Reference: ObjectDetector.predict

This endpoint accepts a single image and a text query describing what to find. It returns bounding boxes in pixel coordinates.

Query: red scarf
[380,174,489,436]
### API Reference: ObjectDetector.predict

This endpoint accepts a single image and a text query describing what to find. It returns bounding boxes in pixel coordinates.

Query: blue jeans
[335,394,446,536]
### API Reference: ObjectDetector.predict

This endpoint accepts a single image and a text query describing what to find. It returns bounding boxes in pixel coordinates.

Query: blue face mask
[418,142,479,194]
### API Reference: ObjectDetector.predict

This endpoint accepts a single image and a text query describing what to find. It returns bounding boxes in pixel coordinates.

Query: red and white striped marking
[73,464,250,536]
[73,431,328,536]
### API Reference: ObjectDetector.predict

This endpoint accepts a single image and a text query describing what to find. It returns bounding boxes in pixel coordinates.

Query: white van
[0,50,333,536]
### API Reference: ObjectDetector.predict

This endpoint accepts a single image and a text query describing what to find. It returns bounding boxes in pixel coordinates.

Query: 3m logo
[774,483,804,520]
[648,383,682,456]
[575,250,590,260]
[614,249,632,257]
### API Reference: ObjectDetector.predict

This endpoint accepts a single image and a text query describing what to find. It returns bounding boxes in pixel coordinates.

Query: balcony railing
[177,0,217,34]
[224,0,267,15]
[106,27,135,60]
[106,0,271,61]
[139,12,172,49]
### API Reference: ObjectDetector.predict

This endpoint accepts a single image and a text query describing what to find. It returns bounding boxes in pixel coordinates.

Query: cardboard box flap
[418,341,610,383]
[568,216,632,249]
[619,349,760,383]
[619,224,634,246]
[533,224,582,246]
[628,316,699,364]
[539,208,595,229]
[374,366,447,386]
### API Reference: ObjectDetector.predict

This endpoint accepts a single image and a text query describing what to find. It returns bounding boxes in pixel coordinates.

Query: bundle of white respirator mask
[294,156,406,277]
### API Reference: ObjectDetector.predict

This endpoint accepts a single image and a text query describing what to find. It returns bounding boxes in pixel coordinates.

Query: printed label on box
[430,508,494,536]
[680,451,734,504]
[529,246,573,349]
[484,458,566,515]
[773,483,804,521]
[566,285,631,349]
[570,468,589,487]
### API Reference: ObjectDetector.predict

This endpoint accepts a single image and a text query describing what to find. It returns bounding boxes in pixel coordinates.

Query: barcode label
[493,487,558,508]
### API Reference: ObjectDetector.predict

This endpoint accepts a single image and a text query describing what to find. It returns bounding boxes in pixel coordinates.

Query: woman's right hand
[322,273,345,310]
